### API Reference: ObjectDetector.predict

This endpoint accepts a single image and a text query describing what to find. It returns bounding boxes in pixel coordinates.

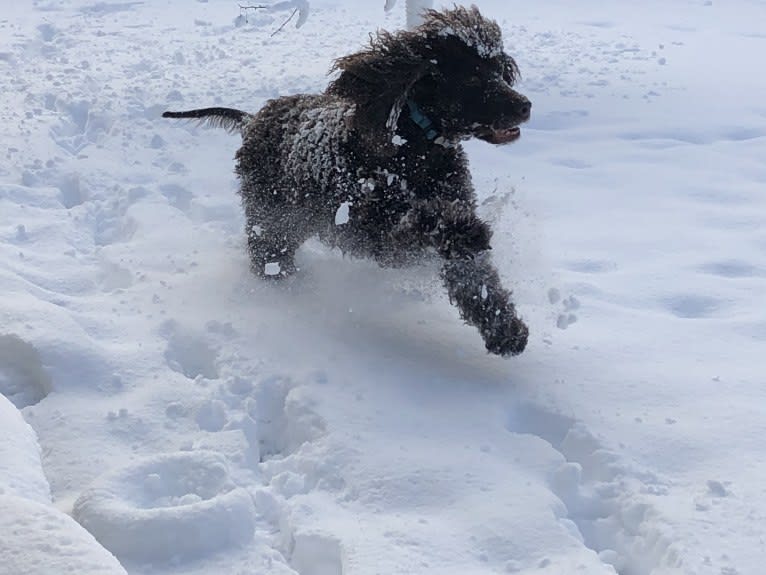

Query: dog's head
[328,5,530,146]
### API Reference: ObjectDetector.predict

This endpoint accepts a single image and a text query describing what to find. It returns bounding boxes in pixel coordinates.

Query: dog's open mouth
[475,126,521,145]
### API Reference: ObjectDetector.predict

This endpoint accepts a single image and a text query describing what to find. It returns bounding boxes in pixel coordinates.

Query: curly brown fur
[163,5,531,357]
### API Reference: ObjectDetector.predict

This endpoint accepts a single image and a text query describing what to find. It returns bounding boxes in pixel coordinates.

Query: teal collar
[406,99,438,141]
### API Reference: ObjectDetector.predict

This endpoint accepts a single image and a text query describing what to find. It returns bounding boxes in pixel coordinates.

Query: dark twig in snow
[239,4,267,23]
[270,7,298,36]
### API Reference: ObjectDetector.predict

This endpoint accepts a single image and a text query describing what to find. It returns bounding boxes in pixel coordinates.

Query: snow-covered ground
[1,1,764,573]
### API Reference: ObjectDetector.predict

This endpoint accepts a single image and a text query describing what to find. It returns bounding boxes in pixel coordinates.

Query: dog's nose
[518,100,531,121]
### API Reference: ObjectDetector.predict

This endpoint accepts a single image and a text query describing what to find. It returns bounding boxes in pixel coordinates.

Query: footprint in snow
[161,320,220,380]
[663,294,720,319]
[548,288,580,330]
[49,99,113,156]
[244,376,327,463]
[698,260,760,279]
[159,183,193,212]
[72,451,256,563]
[0,334,52,409]
[564,259,617,274]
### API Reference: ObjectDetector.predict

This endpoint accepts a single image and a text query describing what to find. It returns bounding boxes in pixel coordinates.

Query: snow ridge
[510,404,680,575]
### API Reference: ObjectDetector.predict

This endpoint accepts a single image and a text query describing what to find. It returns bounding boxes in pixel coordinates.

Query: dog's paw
[484,315,528,357]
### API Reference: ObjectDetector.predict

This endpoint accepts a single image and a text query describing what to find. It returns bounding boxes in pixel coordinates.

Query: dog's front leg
[395,199,528,355]
[426,202,527,356]
[441,253,528,356]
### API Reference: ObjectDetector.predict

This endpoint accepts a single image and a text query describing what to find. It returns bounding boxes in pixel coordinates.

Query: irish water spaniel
[163,5,531,356]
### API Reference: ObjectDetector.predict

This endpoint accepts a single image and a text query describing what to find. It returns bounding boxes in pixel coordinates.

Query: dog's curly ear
[327,30,433,143]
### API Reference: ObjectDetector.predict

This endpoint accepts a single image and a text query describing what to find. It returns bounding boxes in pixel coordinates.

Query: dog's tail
[162,107,251,134]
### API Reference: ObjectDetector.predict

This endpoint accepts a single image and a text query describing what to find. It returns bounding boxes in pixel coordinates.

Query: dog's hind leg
[244,206,312,279]
[441,253,528,357]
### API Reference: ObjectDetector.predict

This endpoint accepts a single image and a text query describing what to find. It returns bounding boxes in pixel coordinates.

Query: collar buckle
[406,99,438,141]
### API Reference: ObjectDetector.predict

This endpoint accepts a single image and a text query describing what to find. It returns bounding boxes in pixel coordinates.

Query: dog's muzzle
[475,93,530,145]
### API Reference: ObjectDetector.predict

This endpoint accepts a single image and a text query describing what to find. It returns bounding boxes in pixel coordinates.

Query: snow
[0,394,125,574]
[1,1,765,575]
[0,394,50,504]
[0,495,127,575]
[334,202,351,225]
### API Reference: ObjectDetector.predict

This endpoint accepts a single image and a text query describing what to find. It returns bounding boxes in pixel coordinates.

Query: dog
[163,5,531,356]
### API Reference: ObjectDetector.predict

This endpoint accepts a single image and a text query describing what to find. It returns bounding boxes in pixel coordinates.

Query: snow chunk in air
[335,201,351,225]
